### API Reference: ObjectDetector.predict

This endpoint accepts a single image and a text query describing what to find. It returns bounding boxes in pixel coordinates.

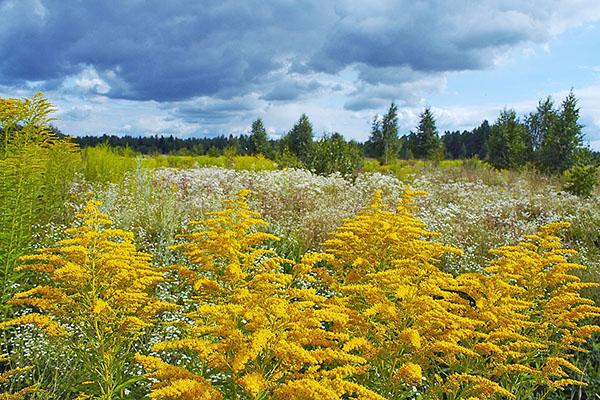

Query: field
[1,98,599,400]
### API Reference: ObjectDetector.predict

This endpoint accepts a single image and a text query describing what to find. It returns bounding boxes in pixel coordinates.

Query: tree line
[364,90,596,174]
[71,90,597,176]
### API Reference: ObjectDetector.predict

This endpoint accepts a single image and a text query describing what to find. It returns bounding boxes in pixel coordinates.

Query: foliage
[0,201,174,399]
[407,107,443,160]
[282,114,313,163]
[444,120,491,160]
[366,103,400,165]
[249,118,271,157]
[563,164,598,197]
[274,147,303,169]
[138,191,382,399]
[488,109,531,170]
[1,164,599,398]
[538,91,584,173]
[322,192,599,399]
[81,143,139,183]
[0,355,41,399]
[0,93,80,319]
[525,96,559,155]
[305,133,364,176]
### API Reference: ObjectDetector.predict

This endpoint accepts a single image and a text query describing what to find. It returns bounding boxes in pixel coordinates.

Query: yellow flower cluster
[137,189,598,400]
[322,190,599,399]
[2,189,597,399]
[138,190,384,399]
[450,222,600,397]
[0,201,174,398]
[322,190,480,397]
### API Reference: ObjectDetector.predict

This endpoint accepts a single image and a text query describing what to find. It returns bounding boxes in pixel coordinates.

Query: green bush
[563,164,598,197]
[275,146,304,169]
[304,133,363,176]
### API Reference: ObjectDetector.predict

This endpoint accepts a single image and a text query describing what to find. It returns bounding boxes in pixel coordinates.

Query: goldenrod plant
[137,190,383,399]
[322,190,483,399]
[0,354,41,399]
[452,222,600,399]
[0,93,80,319]
[0,201,174,399]
[323,190,599,399]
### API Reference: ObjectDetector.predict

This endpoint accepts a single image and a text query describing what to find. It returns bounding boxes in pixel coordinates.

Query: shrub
[305,133,363,176]
[81,143,138,183]
[274,147,303,169]
[563,164,598,197]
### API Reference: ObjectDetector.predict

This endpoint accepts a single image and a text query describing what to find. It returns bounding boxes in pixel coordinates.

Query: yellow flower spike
[395,362,422,385]
[237,372,268,396]
[1,200,171,399]
[142,190,380,400]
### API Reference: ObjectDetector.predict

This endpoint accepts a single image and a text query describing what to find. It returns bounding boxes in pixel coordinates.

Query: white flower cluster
[82,165,599,275]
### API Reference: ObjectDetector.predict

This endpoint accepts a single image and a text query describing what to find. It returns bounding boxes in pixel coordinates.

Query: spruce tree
[411,107,441,159]
[538,91,583,173]
[366,103,399,164]
[365,115,383,159]
[286,114,313,162]
[380,102,399,164]
[526,97,559,156]
[249,118,270,156]
[488,109,530,169]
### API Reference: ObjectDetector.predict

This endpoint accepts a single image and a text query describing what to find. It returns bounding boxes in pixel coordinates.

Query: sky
[1,0,600,148]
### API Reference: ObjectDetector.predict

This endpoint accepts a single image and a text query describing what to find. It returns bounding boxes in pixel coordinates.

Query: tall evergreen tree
[472,120,492,159]
[380,102,399,164]
[538,91,583,173]
[285,114,313,162]
[488,109,530,169]
[365,103,399,164]
[249,118,270,156]
[411,107,441,159]
[365,115,383,159]
[526,97,559,155]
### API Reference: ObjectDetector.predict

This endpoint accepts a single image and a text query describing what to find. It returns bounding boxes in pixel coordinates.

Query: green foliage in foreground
[0,93,80,319]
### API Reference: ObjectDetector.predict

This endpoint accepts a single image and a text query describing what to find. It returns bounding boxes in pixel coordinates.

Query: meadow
[1,95,599,400]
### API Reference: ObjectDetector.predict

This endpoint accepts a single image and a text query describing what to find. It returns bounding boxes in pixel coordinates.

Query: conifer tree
[538,91,583,173]
[249,118,270,156]
[365,115,384,159]
[411,107,442,159]
[526,96,559,155]
[285,114,313,162]
[488,109,531,169]
[367,103,399,164]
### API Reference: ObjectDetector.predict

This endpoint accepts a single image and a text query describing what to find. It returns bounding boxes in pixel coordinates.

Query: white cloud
[61,66,111,95]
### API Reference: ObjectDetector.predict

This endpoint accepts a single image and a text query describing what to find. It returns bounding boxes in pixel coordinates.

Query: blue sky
[1,0,600,148]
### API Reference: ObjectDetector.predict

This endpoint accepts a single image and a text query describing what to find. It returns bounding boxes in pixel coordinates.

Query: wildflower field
[1,96,600,400]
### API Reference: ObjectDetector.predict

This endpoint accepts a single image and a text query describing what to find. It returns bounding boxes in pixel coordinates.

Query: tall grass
[81,144,138,183]
[81,145,278,184]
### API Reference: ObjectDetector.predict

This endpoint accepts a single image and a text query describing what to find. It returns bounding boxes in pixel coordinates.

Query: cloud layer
[1,0,600,142]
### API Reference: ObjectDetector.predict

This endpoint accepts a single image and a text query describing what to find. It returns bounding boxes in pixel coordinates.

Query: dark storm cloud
[261,79,323,101]
[308,2,546,75]
[0,0,331,101]
[168,97,260,125]
[0,0,591,110]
